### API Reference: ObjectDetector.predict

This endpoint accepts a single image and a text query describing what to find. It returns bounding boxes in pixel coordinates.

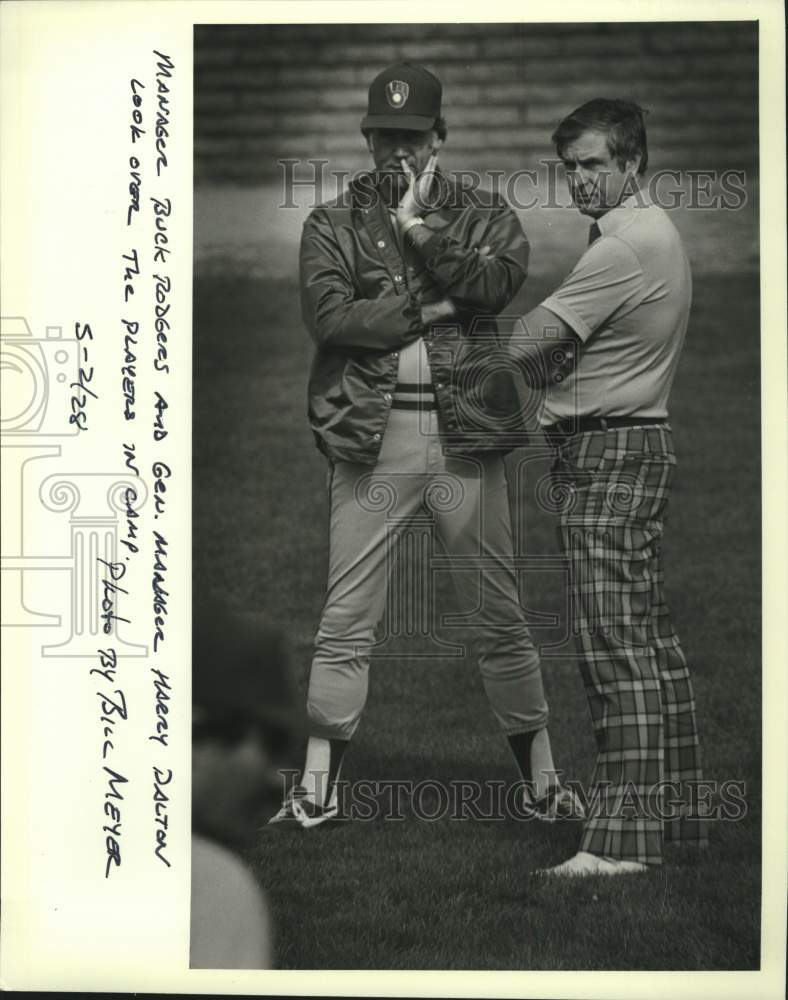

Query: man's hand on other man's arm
[508,305,579,389]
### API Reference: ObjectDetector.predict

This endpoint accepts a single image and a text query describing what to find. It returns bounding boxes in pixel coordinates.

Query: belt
[544,416,667,435]
[391,381,437,411]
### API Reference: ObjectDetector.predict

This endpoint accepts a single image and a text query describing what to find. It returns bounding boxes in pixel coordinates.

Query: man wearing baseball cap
[269,63,583,829]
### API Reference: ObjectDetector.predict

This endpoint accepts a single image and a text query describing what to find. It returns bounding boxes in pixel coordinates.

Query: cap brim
[360,113,437,131]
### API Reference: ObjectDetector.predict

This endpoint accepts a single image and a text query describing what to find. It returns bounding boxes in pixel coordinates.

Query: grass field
[194,271,761,971]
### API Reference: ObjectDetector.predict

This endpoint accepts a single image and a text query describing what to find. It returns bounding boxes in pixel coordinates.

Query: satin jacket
[300,171,530,465]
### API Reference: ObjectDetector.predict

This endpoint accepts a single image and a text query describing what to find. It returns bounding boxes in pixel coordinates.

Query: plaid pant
[549,424,708,864]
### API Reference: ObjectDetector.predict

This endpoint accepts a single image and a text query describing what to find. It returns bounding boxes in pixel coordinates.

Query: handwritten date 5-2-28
[69,321,97,431]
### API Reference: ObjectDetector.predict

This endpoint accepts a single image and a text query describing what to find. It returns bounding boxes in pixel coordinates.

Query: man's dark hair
[362,115,448,143]
[432,115,448,143]
[551,99,648,175]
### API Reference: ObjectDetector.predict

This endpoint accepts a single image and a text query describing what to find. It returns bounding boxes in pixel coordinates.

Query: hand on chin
[377,168,409,207]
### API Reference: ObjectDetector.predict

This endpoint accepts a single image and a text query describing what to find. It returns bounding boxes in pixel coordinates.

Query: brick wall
[195,21,758,184]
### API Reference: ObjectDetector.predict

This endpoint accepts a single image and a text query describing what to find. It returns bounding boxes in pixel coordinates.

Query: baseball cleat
[521,784,586,823]
[535,850,649,877]
[267,784,339,829]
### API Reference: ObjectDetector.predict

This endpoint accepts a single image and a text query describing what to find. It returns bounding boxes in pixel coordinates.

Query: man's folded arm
[406,203,529,314]
[300,213,424,351]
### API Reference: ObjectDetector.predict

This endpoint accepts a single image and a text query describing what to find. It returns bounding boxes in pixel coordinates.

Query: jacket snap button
[373,433,381,441]
[436,383,444,390]
[384,393,392,401]
[377,240,386,249]
[394,274,402,282]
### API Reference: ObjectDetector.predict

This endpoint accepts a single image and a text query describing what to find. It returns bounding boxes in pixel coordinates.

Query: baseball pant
[550,423,707,865]
[306,407,549,741]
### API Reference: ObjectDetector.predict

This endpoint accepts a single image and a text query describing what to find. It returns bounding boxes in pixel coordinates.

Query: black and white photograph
[193,18,768,972]
[1,2,785,995]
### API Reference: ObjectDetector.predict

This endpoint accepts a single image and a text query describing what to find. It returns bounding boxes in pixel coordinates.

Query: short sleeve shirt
[540,192,692,425]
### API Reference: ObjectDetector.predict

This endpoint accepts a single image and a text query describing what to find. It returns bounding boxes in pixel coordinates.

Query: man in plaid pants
[511,99,707,875]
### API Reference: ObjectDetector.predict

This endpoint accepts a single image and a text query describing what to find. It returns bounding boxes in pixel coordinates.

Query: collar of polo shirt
[597,188,652,237]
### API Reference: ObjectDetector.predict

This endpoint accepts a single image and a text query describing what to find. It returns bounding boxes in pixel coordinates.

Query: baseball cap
[361,62,442,132]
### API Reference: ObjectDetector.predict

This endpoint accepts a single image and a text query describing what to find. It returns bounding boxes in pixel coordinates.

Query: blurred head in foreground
[192,605,299,849]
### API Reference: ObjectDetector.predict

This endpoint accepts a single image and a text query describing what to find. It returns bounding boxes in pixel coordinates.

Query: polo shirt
[540,191,692,425]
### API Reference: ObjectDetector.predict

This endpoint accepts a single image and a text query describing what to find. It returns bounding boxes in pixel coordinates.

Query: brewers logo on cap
[385,80,409,109]
[361,63,442,131]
